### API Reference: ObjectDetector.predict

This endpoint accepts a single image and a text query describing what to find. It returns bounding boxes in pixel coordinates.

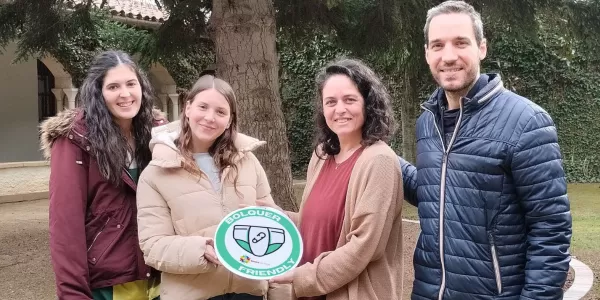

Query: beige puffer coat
[137,121,291,300]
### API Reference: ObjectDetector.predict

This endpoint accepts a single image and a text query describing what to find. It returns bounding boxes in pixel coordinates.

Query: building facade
[0,0,182,163]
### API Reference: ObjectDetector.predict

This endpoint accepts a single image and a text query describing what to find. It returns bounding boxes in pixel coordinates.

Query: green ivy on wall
[280,30,600,182]
[158,48,214,90]
[278,30,349,177]
[484,32,600,182]
[40,12,600,182]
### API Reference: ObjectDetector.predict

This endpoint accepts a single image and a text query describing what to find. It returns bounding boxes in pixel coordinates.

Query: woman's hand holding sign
[269,268,295,284]
[204,239,221,266]
[243,201,298,285]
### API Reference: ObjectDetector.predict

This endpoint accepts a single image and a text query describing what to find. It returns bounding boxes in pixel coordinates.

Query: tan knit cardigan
[287,141,404,300]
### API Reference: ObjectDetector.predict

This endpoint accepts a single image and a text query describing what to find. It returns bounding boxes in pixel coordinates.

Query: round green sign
[214,207,303,280]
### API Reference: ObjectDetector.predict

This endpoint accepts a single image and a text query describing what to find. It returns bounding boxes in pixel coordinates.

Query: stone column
[158,94,169,119]
[51,88,65,112]
[168,94,180,120]
[63,88,79,109]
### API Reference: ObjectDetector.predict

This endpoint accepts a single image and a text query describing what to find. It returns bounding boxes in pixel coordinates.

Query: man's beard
[437,68,478,94]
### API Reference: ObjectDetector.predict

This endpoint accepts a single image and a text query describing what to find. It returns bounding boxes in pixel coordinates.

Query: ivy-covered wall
[44,13,600,182]
[279,32,600,182]
[483,33,600,182]
[278,32,349,177]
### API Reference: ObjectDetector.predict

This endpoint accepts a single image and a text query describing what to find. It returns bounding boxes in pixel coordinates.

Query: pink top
[298,147,364,300]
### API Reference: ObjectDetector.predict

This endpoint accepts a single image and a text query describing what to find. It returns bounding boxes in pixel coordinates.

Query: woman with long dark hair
[136,75,290,300]
[40,50,166,300]
[261,58,405,300]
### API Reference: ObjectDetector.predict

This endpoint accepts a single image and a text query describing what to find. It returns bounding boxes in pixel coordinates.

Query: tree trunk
[212,0,297,211]
[401,68,418,163]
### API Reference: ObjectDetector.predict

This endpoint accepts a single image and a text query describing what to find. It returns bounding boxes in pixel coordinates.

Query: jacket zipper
[75,129,144,278]
[218,167,229,216]
[489,234,502,294]
[223,185,232,294]
[219,166,233,293]
[87,217,111,252]
[422,100,464,300]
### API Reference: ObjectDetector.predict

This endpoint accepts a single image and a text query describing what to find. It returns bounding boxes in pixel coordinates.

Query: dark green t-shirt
[127,168,139,183]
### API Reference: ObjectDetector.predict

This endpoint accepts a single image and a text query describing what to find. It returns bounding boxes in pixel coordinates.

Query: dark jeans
[208,293,262,300]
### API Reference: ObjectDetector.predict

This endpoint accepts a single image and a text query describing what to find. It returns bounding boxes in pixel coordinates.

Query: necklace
[334,144,361,169]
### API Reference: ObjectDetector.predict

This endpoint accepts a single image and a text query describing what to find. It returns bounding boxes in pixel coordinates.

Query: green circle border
[214,206,303,280]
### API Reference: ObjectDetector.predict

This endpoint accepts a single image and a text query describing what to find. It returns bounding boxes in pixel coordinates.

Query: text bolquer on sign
[214,206,303,280]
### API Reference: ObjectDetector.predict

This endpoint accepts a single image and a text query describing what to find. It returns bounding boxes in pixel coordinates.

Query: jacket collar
[148,120,266,169]
[39,109,88,159]
[39,108,168,190]
[421,73,504,115]
[40,108,168,159]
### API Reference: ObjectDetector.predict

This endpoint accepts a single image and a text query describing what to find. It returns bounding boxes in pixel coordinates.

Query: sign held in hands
[214,206,303,280]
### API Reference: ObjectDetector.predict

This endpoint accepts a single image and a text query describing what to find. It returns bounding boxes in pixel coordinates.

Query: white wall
[0,162,49,203]
[0,43,43,162]
[0,46,179,162]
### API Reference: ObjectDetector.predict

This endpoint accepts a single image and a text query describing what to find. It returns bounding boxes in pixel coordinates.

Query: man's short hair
[423,1,485,45]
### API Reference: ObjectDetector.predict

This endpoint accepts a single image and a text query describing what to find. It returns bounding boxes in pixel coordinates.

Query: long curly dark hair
[177,75,240,186]
[313,58,396,157]
[78,50,155,186]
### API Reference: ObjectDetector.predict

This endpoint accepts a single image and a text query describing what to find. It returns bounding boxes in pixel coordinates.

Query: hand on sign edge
[204,239,221,266]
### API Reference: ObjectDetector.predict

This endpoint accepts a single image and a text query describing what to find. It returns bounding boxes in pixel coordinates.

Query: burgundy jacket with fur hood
[40,108,167,299]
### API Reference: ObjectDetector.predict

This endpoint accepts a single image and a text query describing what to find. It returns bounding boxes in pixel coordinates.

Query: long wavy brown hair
[313,58,396,158]
[177,75,240,186]
[79,50,156,186]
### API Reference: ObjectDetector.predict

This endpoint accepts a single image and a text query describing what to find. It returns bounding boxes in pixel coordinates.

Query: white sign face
[214,207,303,280]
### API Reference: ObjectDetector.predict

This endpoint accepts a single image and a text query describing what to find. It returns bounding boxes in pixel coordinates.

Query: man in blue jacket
[400,1,572,299]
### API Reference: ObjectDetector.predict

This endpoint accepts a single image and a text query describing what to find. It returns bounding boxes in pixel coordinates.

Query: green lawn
[568,183,600,299]
[401,183,600,299]
[569,183,600,251]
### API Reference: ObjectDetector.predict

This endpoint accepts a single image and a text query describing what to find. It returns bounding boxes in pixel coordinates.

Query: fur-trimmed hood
[39,109,80,160]
[39,108,167,159]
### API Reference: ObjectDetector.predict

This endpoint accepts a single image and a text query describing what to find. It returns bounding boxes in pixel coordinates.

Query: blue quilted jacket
[401,74,572,300]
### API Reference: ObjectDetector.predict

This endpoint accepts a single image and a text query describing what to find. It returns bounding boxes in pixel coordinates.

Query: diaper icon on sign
[233,225,285,257]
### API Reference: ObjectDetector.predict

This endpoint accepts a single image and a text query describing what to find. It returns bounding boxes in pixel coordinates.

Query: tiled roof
[100,0,166,23]
[0,0,167,23]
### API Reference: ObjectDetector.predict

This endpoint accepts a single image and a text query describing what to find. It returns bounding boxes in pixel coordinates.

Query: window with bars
[37,60,56,122]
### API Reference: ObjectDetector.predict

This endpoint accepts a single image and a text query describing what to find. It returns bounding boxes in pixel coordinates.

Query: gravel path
[0,199,420,300]
[0,200,55,300]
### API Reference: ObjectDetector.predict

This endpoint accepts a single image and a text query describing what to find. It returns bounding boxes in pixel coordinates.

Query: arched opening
[37,60,56,122]
[149,62,179,120]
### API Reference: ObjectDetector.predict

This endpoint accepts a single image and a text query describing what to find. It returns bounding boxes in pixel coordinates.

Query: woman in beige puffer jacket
[136,75,291,300]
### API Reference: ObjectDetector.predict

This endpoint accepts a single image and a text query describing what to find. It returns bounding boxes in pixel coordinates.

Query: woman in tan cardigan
[136,75,290,300]
[262,58,404,300]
